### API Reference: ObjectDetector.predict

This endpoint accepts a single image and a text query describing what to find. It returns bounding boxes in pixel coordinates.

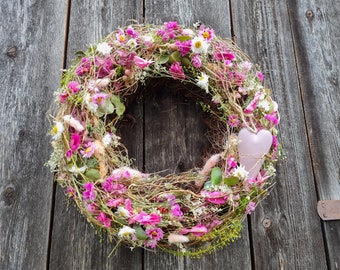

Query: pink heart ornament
[238,128,273,179]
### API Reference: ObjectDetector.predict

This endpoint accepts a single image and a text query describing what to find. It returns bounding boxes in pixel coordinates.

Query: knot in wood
[6,46,18,58]
[305,10,314,21]
[2,186,16,206]
[262,218,271,228]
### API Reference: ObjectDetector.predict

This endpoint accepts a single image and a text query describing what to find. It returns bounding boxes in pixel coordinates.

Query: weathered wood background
[1,0,339,269]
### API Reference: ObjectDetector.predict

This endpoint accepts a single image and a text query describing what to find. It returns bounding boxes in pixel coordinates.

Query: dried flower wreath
[48,21,281,257]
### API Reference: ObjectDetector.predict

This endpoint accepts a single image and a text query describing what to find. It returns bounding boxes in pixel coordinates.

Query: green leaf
[133,225,148,240]
[211,167,223,185]
[157,54,170,64]
[98,99,115,114]
[224,176,240,186]
[181,57,192,67]
[168,51,182,64]
[86,158,99,169]
[177,35,192,42]
[111,95,125,116]
[115,66,124,78]
[85,169,101,180]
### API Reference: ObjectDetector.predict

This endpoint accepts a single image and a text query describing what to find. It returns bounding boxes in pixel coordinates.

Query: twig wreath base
[48,22,281,257]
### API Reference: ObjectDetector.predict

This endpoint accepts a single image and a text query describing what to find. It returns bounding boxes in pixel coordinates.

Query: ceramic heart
[238,128,273,179]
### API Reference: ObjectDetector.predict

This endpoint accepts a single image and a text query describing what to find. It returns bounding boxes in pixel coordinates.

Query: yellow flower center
[203,31,210,39]
[85,147,91,154]
[52,125,58,135]
[195,41,202,49]
[119,35,125,42]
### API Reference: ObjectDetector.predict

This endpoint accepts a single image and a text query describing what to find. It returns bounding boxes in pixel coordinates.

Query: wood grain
[0,0,66,269]
[48,0,144,269]
[232,0,328,269]
[287,0,340,268]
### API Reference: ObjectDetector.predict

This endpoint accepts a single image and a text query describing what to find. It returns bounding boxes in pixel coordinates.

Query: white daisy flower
[84,93,98,112]
[118,225,135,238]
[102,133,112,147]
[51,121,64,140]
[191,36,209,54]
[96,42,112,55]
[196,72,209,93]
[127,38,137,48]
[258,99,271,112]
[115,206,130,219]
[69,165,87,176]
[232,165,249,180]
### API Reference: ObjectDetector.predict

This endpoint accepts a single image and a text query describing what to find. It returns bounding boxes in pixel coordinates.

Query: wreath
[48,21,281,257]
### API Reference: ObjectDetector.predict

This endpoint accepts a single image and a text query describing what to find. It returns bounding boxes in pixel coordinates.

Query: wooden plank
[232,0,328,269]
[0,1,66,270]
[287,0,340,268]
[48,0,144,269]
[143,1,252,269]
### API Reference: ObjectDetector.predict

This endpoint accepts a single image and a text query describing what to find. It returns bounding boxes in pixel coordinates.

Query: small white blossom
[115,206,130,219]
[258,99,271,112]
[96,42,112,55]
[191,36,209,54]
[84,93,98,112]
[118,226,135,238]
[127,38,137,48]
[102,133,112,147]
[69,165,87,175]
[232,165,249,180]
[196,72,209,93]
[51,121,64,140]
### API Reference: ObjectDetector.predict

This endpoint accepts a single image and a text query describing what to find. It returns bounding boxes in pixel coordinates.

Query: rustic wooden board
[0,1,66,269]
[287,0,340,268]
[143,1,252,269]
[48,0,144,269]
[232,0,328,269]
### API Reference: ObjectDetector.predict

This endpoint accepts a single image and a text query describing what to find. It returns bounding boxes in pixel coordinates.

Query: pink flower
[69,133,81,152]
[76,57,91,76]
[132,211,162,226]
[227,156,237,168]
[257,71,264,82]
[67,81,80,94]
[66,186,76,198]
[180,225,208,237]
[146,227,164,241]
[165,21,178,30]
[228,114,240,127]
[246,201,256,215]
[199,27,214,41]
[145,239,158,249]
[65,149,72,159]
[102,176,127,194]
[126,26,138,38]
[244,91,263,114]
[80,142,96,158]
[191,54,202,68]
[125,198,132,211]
[59,92,68,103]
[264,112,279,126]
[83,182,96,201]
[91,93,109,105]
[97,212,111,227]
[169,62,185,80]
[213,49,235,61]
[134,56,153,69]
[86,202,98,213]
[171,204,183,218]
[201,190,229,205]
[116,29,126,44]
[175,40,192,56]
[107,198,124,207]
